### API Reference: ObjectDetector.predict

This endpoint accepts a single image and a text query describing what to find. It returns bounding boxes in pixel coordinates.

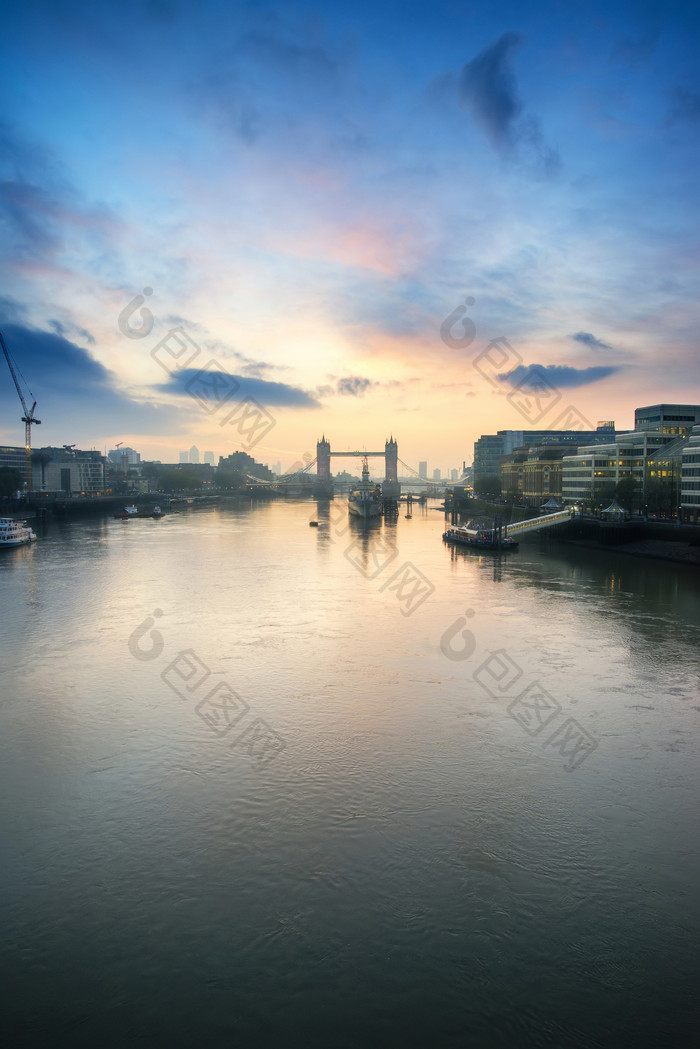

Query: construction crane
[0,330,41,490]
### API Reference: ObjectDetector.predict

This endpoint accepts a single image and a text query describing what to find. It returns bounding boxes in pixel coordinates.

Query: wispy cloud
[0,121,120,270]
[336,376,374,396]
[48,318,95,345]
[570,331,613,351]
[498,363,619,389]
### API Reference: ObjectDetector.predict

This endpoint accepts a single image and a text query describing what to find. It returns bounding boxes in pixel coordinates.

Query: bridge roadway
[504,508,575,537]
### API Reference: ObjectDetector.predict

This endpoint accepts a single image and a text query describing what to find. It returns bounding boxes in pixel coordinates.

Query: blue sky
[1,0,698,471]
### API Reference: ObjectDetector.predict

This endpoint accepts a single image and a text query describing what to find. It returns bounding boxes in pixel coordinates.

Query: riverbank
[563,536,700,567]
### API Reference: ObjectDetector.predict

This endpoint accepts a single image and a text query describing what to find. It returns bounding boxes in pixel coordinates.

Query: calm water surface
[1,500,699,1047]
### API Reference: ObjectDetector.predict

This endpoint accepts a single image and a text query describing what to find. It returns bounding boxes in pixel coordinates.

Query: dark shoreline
[559,537,700,568]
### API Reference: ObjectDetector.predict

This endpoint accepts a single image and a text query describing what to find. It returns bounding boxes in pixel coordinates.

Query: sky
[1,0,699,475]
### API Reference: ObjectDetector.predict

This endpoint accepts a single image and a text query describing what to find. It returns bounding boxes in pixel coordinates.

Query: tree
[474,475,501,499]
[645,476,677,517]
[156,468,202,491]
[0,466,24,497]
[591,480,616,508]
[614,476,638,513]
[215,468,246,490]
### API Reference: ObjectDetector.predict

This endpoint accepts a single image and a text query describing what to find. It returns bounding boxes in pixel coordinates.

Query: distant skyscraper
[451,469,458,481]
[179,451,188,464]
[419,461,427,479]
[432,468,440,481]
[273,461,281,475]
[203,451,215,465]
[189,445,200,464]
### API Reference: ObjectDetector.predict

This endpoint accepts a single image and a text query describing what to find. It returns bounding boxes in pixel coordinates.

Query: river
[1,500,698,1047]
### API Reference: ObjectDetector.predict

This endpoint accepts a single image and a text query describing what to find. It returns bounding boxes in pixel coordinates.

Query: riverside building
[473,424,617,485]
[680,425,700,524]
[500,445,568,507]
[562,404,700,510]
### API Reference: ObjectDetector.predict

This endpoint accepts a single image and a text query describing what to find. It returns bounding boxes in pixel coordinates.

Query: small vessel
[114,505,163,519]
[0,517,37,548]
[348,457,382,519]
[309,520,319,527]
[442,524,518,552]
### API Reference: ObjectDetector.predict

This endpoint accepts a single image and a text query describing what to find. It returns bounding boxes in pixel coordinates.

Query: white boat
[0,517,37,548]
[348,457,383,519]
[442,523,518,552]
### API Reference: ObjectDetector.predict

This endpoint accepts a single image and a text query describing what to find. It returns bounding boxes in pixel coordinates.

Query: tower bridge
[315,436,399,499]
[247,437,456,498]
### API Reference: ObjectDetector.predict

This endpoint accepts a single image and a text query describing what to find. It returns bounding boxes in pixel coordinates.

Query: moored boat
[442,524,518,552]
[348,457,382,519]
[114,505,164,519]
[0,517,37,548]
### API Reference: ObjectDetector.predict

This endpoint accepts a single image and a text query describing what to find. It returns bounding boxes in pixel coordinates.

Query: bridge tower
[314,435,333,497]
[383,435,400,499]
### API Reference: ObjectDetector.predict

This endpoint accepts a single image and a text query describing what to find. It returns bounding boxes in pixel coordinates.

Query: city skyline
[1,2,699,466]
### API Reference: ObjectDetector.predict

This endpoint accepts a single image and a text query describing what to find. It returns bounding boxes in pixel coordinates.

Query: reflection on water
[1,501,698,1048]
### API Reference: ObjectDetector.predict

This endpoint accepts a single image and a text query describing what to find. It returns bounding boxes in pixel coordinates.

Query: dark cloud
[0,323,181,435]
[459,32,524,151]
[336,376,373,396]
[498,363,619,389]
[159,369,320,408]
[570,331,613,351]
[458,33,559,173]
[0,295,28,323]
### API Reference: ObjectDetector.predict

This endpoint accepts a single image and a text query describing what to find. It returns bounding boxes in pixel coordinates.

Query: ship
[0,517,37,548]
[348,457,383,519]
[442,523,518,552]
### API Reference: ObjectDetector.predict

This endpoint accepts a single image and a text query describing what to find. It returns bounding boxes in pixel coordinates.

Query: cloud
[158,369,320,408]
[0,323,181,435]
[336,376,374,396]
[570,331,613,351]
[497,363,619,389]
[190,26,341,145]
[48,318,96,345]
[458,33,559,173]
[0,121,119,266]
[459,32,524,152]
